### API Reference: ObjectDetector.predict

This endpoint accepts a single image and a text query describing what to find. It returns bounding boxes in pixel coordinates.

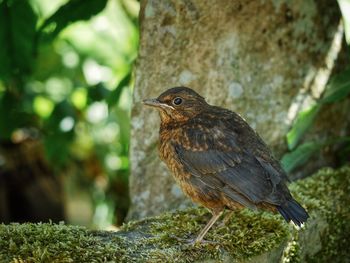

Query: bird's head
[143,87,208,124]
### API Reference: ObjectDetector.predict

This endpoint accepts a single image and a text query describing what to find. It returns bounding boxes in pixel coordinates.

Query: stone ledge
[0,167,349,262]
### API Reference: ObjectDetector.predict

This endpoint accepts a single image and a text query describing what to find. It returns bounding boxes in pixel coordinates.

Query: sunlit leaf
[0,0,37,81]
[281,141,323,173]
[38,0,108,41]
[338,0,350,44]
[71,88,87,109]
[320,68,350,104]
[33,96,54,118]
[286,104,321,150]
[86,101,108,123]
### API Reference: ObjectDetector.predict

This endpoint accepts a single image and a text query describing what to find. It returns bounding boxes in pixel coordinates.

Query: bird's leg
[170,209,223,245]
[194,210,223,243]
[218,210,234,227]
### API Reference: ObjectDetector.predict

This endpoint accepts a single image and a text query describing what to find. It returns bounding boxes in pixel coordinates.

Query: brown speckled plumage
[143,87,309,243]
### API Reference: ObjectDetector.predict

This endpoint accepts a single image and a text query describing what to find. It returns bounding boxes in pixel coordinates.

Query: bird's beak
[143,98,174,110]
[143,98,161,107]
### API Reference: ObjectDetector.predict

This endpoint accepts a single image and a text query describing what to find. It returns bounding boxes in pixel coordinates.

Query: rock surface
[129,0,347,219]
[1,167,349,262]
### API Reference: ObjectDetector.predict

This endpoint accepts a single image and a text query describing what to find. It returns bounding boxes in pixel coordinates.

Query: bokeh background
[1,0,350,230]
[0,0,139,228]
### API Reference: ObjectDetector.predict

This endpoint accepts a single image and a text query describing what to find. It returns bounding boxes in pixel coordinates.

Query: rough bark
[129,0,347,219]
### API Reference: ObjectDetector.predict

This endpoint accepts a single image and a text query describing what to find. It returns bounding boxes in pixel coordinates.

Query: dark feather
[277,199,309,226]
[176,145,279,204]
[221,186,258,210]
[173,110,294,207]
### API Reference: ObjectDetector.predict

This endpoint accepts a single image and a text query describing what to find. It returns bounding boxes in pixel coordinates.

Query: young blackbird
[143,87,309,243]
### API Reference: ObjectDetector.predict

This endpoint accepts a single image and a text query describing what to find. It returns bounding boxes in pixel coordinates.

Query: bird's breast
[159,128,190,181]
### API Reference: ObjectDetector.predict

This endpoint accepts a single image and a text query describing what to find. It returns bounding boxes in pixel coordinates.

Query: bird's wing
[174,124,286,205]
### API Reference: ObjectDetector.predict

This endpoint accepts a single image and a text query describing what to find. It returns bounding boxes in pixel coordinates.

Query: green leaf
[88,83,111,103]
[38,0,108,41]
[281,141,324,173]
[282,137,350,173]
[0,3,11,80]
[286,68,350,151]
[43,100,77,166]
[107,73,131,108]
[286,104,321,150]
[0,91,34,140]
[320,68,350,104]
[44,130,73,166]
[46,100,77,130]
[0,0,37,81]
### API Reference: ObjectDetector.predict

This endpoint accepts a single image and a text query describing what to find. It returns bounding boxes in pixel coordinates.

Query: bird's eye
[173,97,183,105]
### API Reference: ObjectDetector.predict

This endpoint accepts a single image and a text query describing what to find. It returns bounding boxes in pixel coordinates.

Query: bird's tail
[277,199,309,226]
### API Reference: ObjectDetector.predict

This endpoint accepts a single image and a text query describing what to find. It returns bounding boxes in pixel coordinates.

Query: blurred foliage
[281,0,350,173]
[0,0,139,227]
[281,68,350,173]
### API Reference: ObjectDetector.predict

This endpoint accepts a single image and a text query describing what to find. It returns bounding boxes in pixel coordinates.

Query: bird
[143,86,309,244]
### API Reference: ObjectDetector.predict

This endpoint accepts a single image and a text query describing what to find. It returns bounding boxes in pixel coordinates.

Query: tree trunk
[0,140,65,223]
[129,0,346,220]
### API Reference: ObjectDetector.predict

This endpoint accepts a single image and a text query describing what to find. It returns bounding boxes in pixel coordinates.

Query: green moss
[293,167,350,263]
[282,231,301,263]
[283,166,350,263]
[0,166,349,262]
[0,209,289,262]
[121,206,289,262]
[0,222,122,263]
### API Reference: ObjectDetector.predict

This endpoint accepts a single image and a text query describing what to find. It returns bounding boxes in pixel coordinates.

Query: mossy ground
[289,166,350,263]
[0,222,122,263]
[0,167,349,263]
[118,207,288,262]
[281,166,350,263]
